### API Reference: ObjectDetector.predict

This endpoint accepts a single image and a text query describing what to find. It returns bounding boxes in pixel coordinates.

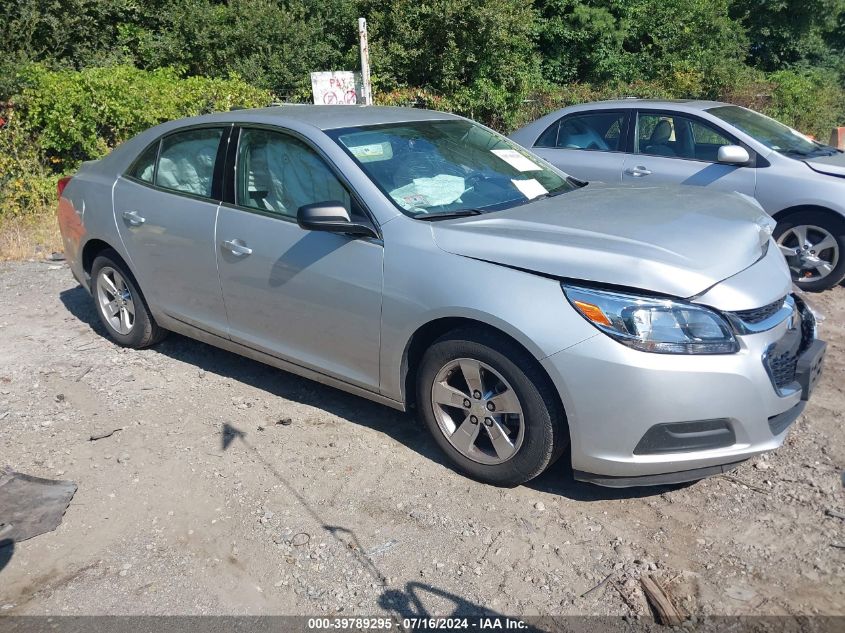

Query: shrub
[0,118,57,218]
[12,64,272,169]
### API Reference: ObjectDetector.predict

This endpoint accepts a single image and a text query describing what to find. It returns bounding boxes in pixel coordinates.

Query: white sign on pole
[310,71,361,105]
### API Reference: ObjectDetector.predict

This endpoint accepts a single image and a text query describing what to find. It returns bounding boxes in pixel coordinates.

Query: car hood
[431,184,775,298]
[803,151,845,177]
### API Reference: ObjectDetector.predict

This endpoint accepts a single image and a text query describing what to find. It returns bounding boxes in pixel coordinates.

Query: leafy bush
[12,64,271,167]
[0,119,57,218]
[764,68,845,139]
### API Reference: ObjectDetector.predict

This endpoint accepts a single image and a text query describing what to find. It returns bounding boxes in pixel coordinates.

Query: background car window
[637,113,734,161]
[155,128,223,197]
[237,129,351,219]
[555,112,626,151]
[128,141,159,183]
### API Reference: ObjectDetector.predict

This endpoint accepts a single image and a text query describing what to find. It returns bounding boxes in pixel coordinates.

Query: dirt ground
[0,260,843,618]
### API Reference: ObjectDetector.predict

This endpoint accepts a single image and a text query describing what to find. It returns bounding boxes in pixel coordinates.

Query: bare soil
[0,261,843,617]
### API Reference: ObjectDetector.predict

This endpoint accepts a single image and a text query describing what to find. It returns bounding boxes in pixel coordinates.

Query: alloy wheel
[430,358,525,465]
[777,224,839,284]
[96,266,136,335]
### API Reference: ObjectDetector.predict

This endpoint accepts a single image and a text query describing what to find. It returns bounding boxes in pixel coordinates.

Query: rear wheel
[775,211,845,291]
[417,328,567,486]
[91,250,167,348]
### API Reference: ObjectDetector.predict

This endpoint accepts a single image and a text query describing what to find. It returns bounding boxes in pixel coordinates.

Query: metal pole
[358,17,372,105]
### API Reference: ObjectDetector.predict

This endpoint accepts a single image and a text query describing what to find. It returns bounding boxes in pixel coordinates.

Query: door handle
[222,239,253,257]
[122,210,146,226]
[625,166,652,177]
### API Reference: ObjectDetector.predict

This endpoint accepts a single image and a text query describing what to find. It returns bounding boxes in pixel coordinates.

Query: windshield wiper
[414,209,484,221]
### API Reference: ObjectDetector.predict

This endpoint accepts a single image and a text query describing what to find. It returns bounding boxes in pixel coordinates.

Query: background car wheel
[91,249,167,348]
[417,328,567,486]
[775,211,845,292]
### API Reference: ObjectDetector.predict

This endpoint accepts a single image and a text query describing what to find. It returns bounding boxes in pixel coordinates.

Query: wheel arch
[82,238,120,275]
[400,317,566,425]
[771,204,845,227]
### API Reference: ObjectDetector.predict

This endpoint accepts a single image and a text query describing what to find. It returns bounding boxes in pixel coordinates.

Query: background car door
[215,127,383,389]
[529,110,629,183]
[113,126,230,335]
[621,111,756,195]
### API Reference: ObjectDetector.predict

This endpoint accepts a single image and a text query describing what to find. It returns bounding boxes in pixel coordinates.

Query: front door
[622,111,756,195]
[113,126,230,335]
[215,127,383,389]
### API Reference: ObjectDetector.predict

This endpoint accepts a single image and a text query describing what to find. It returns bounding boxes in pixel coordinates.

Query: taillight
[57,176,72,199]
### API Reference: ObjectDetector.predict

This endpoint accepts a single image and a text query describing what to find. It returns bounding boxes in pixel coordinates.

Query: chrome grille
[733,296,786,324]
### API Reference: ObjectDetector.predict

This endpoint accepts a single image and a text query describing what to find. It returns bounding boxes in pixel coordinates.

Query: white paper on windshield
[512,178,548,200]
[491,148,542,172]
[389,174,466,210]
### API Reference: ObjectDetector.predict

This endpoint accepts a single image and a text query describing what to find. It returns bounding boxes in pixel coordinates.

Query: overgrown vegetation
[1,0,844,256]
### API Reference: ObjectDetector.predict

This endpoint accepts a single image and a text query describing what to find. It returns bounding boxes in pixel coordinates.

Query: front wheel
[416,329,567,486]
[775,211,845,291]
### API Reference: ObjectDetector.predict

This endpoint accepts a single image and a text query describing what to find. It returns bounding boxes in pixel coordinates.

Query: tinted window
[155,128,223,197]
[554,112,626,151]
[128,141,159,183]
[237,129,351,219]
[637,113,734,161]
[535,121,560,147]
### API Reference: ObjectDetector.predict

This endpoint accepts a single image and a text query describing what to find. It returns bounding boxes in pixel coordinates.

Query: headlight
[562,284,739,354]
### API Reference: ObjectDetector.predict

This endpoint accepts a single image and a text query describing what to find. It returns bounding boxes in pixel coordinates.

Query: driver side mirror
[717,145,750,166]
[297,201,378,239]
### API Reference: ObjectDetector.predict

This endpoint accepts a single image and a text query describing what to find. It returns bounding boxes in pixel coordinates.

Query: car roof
[565,98,728,111]
[186,105,462,131]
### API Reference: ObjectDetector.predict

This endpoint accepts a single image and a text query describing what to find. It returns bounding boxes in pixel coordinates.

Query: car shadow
[0,539,13,574]
[527,448,694,501]
[60,284,680,502]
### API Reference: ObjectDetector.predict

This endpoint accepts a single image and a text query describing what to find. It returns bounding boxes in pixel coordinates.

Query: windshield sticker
[348,141,393,163]
[491,148,542,172]
[512,178,548,200]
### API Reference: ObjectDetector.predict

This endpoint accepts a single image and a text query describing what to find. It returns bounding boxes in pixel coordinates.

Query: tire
[416,328,567,486]
[774,211,845,292]
[90,249,167,348]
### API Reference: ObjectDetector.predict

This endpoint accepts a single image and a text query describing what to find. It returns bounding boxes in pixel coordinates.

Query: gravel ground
[0,261,843,618]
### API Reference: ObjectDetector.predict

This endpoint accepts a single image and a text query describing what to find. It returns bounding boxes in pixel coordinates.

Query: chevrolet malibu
[57,106,826,487]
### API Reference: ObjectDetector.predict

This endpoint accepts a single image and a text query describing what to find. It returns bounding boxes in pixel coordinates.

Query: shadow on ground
[0,539,13,574]
[60,284,673,502]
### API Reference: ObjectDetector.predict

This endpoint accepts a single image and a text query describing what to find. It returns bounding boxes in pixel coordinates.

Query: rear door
[529,110,629,183]
[214,126,384,389]
[622,110,756,195]
[113,125,231,335]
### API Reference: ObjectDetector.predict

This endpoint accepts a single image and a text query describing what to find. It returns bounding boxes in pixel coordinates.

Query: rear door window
[155,128,225,198]
[539,111,627,151]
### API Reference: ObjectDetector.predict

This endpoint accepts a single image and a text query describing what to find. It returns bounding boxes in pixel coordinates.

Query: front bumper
[542,295,823,485]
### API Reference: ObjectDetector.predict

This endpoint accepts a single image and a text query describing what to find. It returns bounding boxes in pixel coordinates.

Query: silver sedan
[57,106,825,487]
[511,99,845,291]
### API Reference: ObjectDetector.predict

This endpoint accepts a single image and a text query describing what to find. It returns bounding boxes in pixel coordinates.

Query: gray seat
[644,120,676,157]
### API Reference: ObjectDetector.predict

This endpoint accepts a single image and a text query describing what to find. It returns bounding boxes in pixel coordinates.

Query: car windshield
[327,119,576,218]
[707,105,836,157]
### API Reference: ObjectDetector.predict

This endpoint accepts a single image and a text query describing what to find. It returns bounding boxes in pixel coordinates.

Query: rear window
[127,141,159,183]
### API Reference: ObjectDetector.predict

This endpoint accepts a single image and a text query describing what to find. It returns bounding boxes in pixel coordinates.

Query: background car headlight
[562,284,739,354]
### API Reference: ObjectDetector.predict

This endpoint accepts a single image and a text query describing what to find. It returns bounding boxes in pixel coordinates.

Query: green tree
[730,0,845,70]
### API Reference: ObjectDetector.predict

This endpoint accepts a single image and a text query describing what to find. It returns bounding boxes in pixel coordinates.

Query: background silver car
[510,99,845,291]
[57,106,825,488]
